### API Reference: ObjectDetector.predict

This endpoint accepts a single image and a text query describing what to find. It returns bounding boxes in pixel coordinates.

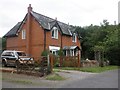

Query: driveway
[1,68,119,88]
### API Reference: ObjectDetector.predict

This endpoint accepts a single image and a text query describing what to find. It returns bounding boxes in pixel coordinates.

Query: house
[4,4,81,61]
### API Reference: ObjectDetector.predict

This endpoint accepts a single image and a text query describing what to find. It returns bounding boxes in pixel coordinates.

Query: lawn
[54,65,118,73]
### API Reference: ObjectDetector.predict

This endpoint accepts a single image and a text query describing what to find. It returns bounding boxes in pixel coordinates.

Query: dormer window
[22,29,26,39]
[51,27,58,39]
[72,33,76,42]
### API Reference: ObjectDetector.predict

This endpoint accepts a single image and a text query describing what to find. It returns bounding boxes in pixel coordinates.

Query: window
[22,30,26,39]
[2,52,14,56]
[72,33,76,42]
[51,27,58,39]
[16,52,26,56]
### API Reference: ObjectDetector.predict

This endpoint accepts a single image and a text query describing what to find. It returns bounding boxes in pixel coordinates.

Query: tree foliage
[75,20,119,65]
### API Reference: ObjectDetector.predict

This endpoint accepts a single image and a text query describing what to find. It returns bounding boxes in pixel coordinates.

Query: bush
[41,50,49,56]
[58,48,64,56]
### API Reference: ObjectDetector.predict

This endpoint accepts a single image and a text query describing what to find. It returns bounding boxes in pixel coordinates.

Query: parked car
[1,50,34,67]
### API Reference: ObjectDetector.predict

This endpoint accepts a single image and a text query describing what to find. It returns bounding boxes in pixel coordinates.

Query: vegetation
[54,65,118,73]
[0,37,6,51]
[41,50,49,56]
[79,66,118,73]
[46,73,65,81]
[58,48,64,56]
[2,77,33,84]
[74,20,119,65]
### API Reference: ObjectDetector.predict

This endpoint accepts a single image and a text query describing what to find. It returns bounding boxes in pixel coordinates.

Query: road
[60,69,119,88]
[1,69,119,88]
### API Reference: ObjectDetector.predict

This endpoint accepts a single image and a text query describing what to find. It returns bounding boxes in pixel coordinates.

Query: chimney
[68,23,69,26]
[55,17,57,21]
[26,4,32,55]
[28,4,32,13]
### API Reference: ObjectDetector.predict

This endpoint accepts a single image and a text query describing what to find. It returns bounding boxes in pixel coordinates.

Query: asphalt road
[1,69,119,88]
[60,69,119,88]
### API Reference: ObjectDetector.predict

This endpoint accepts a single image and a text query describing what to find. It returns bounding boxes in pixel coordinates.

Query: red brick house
[4,4,81,61]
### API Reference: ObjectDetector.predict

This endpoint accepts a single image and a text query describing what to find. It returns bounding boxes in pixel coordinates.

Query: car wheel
[2,60,7,67]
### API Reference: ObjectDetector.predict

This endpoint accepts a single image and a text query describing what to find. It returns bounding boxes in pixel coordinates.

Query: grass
[2,77,33,84]
[54,65,118,73]
[46,73,65,81]
[79,66,118,73]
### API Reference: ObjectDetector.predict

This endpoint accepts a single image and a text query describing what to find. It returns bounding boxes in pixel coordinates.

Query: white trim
[66,50,67,56]
[72,33,76,42]
[22,29,26,39]
[49,46,60,51]
[51,27,58,39]
[49,46,60,55]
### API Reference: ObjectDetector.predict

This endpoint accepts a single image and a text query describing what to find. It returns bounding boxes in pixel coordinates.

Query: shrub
[41,50,49,56]
[58,48,64,56]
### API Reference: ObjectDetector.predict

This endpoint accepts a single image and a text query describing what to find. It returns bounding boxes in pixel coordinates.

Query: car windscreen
[17,52,26,56]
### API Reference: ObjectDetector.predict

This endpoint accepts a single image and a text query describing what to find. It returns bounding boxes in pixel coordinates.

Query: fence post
[60,56,62,67]
[47,55,50,67]
[78,54,80,67]
[50,55,53,72]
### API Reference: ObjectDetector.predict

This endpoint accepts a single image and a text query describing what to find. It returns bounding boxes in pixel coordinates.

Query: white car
[1,50,34,67]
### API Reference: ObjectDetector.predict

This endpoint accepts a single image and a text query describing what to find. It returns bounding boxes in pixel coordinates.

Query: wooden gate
[16,55,53,76]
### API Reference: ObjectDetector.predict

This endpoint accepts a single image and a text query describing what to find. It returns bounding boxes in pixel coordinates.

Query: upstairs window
[22,29,26,39]
[72,33,76,42]
[51,27,58,39]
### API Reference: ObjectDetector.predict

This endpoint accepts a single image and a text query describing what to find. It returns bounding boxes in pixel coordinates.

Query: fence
[16,54,80,76]
[50,54,80,67]
[16,56,52,76]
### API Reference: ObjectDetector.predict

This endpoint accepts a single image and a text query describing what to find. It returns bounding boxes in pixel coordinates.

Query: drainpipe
[44,30,46,51]
[61,35,63,48]
[26,4,32,56]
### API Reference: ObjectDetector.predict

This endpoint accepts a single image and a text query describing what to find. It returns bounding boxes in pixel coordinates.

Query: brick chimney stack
[28,4,32,13]
[26,4,32,55]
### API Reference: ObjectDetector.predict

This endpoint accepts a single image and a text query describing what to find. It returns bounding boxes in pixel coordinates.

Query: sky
[0,0,119,37]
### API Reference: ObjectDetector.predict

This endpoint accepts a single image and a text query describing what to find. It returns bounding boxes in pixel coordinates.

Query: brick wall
[6,14,80,61]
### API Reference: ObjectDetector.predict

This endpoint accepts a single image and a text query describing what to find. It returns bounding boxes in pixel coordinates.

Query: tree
[74,20,119,65]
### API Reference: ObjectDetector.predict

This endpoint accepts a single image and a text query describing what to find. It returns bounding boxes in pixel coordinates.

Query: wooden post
[60,56,62,67]
[78,53,80,67]
[50,55,53,72]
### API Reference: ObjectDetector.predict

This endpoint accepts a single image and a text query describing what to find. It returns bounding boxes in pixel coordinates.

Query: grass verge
[46,73,65,81]
[54,65,118,73]
[2,77,33,84]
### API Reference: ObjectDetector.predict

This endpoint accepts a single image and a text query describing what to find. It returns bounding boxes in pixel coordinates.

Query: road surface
[1,69,119,88]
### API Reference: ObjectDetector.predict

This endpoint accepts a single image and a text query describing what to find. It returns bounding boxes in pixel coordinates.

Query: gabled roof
[4,22,22,37]
[31,11,74,36]
[4,11,75,37]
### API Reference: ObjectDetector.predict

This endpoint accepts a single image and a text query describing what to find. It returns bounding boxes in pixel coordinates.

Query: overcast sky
[0,0,119,37]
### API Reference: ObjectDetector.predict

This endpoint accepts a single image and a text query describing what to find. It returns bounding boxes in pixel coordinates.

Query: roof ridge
[31,11,70,27]
[31,11,54,21]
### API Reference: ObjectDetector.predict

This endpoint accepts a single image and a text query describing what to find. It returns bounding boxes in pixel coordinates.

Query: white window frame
[51,27,58,39]
[72,33,76,42]
[22,29,26,39]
